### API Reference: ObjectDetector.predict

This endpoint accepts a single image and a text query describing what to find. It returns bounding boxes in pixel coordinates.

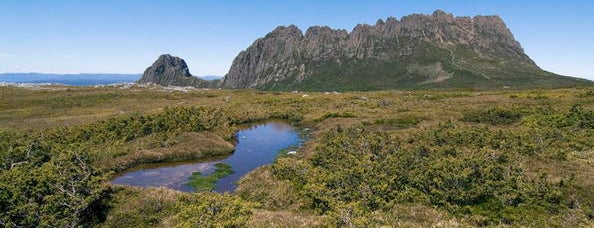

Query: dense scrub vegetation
[0,85,592,227]
[460,106,524,125]
[0,106,237,227]
[267,106,594,226]
[99,187,254,228]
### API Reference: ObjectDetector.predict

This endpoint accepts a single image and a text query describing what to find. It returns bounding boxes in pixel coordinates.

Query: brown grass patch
[235,166,303,211]
[247,210,332,228]
[100,132,234,172]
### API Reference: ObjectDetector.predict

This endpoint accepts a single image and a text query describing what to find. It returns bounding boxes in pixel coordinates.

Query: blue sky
[1,0,593,80]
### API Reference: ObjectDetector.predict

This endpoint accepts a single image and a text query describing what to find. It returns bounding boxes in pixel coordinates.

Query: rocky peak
[303,26,349,61]
[154,54,191,76]
[222,25,307,88]
[138,54,217,87]
[432,9,454,21]
[375,19,385,26]
[266,25,304,40]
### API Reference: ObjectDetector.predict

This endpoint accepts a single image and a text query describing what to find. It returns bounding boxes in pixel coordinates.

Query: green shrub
[270,110,304,122]
[272,123,579,226]
[576,90,594,98]
[316,112,356,122]
[322,112,356,119]
[0,106,237,227]
[460,107,523,125]
[174,193,253,228]
[372,116,423,129]
[523,105,594,129]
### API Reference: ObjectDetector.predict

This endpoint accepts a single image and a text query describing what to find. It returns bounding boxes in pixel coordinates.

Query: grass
[186,163,234,192]
[99,132,235,173]
[99,187,182,228]
[0,84,593,227]
[460,106,524,125]
[369,116,423,129]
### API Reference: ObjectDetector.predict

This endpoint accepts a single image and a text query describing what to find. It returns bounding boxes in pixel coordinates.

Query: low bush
[174,193,253,228]
[371,116,423,129]
[0,106,237,227]
[272,122,586,226]
[460,107,523,125]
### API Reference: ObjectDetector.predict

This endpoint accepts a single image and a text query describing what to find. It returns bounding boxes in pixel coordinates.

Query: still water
[111,122,303,192]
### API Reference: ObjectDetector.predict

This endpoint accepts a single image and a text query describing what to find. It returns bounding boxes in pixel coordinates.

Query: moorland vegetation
[0,85,592,227]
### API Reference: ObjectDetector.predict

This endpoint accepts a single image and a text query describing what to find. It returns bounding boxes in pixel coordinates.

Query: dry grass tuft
[99,132,235,172]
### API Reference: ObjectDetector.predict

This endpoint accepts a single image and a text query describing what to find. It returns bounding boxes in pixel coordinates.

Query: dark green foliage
[175,193,253,227]
[577,90,594,98]
[518,105,594,160]
[0,106,236,227]
[460,107,524,125]
[272,119,587,226]
[48,106,232,145]
[270,109,304,122]
[0,150,105,227]
[371,116,423,129]
[523,105,594,129]
[102,188,254,228]
[316,112,356,122]
[99,188,179,227]
[187,163,234,192]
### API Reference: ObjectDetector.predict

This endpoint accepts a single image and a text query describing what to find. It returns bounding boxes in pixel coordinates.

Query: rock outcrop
[138,54,218,87]
[221,10,591,90]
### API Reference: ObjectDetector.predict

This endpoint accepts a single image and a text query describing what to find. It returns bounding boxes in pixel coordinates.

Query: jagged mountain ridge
[220,10,591,90]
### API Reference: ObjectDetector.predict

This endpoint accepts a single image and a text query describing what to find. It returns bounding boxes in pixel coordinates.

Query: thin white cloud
[0,53,13,57]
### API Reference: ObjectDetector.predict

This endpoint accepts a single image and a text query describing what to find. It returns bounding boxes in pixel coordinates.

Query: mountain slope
[221,10,592,91]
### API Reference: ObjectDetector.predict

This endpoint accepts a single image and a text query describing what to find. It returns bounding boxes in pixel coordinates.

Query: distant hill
[0,73,140,86]
[220,10,592,91]
[199,75,223,81]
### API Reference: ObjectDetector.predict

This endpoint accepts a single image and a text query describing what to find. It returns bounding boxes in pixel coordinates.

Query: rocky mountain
[137,54,218,87]
[221,10,591,91]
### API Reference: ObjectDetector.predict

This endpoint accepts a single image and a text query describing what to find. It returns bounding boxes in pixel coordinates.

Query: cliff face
[221,10,590,90]
[222,25,306,89]
[138,54,218,87]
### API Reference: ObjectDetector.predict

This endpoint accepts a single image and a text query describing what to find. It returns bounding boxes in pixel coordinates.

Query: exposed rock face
[138,54,218,87]
[222,10,590,90]
[222,25,306,88]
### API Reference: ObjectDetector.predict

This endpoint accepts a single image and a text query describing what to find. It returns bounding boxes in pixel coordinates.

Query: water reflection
[111,122,303,192]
